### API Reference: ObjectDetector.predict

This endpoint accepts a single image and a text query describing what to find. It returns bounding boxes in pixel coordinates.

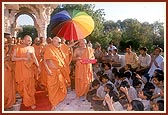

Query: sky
[94,2,165,23]
[17,2,166,26]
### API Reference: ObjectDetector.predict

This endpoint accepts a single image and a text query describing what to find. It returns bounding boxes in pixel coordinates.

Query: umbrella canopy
[50,9,94,40]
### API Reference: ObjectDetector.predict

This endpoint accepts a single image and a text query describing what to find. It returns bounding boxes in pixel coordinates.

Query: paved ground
[53,89,94,111]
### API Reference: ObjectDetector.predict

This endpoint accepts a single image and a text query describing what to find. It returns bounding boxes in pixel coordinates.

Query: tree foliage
[17,4,164,54]
[17,25,38,41]
[104,19,164,53]
[47,4,164,54]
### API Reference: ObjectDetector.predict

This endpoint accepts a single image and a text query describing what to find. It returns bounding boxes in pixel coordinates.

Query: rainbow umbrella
[50,9,94,40]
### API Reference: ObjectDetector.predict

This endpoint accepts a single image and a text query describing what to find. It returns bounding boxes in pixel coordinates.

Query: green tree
[151,21,164,50]
[17,25,38,41]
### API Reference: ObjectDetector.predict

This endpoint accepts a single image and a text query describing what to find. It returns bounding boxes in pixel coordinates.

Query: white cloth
[134,98,151,111]
[128,86,137,100]
[96,85,106,98]
[104,81,118,94]
[107,46,117,53]
[104,70,112,80]
[153,86,163,103]
[148,55,163,77]
[138,54,151,67]
[113,101,124,111]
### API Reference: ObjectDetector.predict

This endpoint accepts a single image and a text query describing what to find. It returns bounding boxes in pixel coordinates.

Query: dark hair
[126,64,132,69]
[92,79,100,87]
[154,47,162,52]
[102,74,109,80]
[139,47,148,51]
[126,45,131,49]
[118,72,125,79]
[109,91,119,102]
[154,74,164,82]
[133,78,142,88]
[124,71,132,79]
[154,69,164,76]
[112,67,118,74]
[114,72,120,78]
[120,81,130,88]
[142,88,153,100]
[100,74,109,82]
[144,82,155,90]
[105,83,114,91]
[131,100,144,111]
[96,71,103,76]
[119,67,125,74]
[109,42,113,45]
[102,63,111,69]
[157,100,164,111]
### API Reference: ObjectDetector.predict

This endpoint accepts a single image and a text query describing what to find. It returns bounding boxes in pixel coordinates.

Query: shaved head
[79,39,87,47]
[23,35,32,46]
[52,36,61,47]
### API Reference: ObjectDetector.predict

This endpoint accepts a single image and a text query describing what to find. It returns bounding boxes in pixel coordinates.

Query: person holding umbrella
[73,39,95,99]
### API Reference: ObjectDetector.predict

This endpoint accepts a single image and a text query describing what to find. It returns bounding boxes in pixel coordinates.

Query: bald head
[46,37,52,44]
[52,36,61,47]
[23,35,32,46]
[34,37,40,45]
[79,39,87,47]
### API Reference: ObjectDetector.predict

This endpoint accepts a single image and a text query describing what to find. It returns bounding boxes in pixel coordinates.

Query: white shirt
[107,45,117,53]
[104,81,118,94]
[104,70,112,80]
[113,101,124,111]
[153,86,163,103]
[128,86,137,100]
[148,55,164,77]
[134,98,150,111]
[97,85,106,98]
[138,54,151,67]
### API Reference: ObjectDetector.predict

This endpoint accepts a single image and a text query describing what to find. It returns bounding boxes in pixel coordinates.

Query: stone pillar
[4,4,19,36]
[4,9,10,33]
[36,5,56,38]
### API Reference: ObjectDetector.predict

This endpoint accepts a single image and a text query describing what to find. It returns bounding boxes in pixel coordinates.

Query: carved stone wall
[4,4,58,38]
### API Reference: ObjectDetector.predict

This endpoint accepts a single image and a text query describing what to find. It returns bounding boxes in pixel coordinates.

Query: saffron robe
[14,44,36,107]
[44,44,68,106]
[75,47,94,97]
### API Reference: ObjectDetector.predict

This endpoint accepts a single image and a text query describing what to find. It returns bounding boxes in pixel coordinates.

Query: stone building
[4,3,58,38]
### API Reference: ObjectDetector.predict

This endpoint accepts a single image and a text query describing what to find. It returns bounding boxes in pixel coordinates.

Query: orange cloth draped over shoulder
[38,44,48,87]
[44,44,68,106]
[75,47,94,97]
[32,44,43,62]
[4,55,16,109]
[60,44,72,84]
[14,45,36,107]
[32,44,43,81]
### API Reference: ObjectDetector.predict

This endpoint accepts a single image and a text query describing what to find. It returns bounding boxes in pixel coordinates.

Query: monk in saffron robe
[38,38,48,89]
[44,36,70,110]
[12,35,40,109]
[73,39,95,99]
[32,37,43,88]
[4,38,16,110]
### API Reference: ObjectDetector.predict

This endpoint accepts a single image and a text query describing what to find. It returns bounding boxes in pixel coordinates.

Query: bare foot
[31,105,36,110]
[51,106,56,111]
